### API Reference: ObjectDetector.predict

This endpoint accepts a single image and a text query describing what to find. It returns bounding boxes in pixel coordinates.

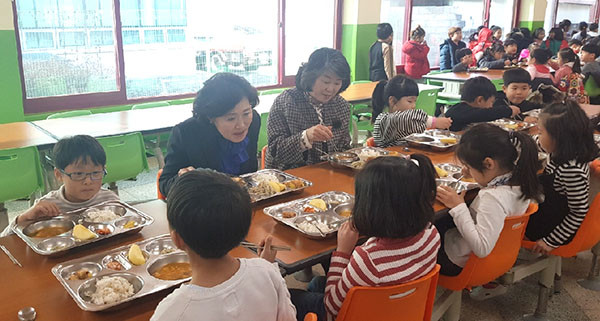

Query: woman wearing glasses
[159,73,261,198]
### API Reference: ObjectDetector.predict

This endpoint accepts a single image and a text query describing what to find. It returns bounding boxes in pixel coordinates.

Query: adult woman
[159,73,260,197]
[439,26,466,70]
[266,48,351,170]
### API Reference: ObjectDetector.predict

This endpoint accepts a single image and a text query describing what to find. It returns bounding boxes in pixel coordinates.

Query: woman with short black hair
[159,72,261,197]
[266,48,351,170]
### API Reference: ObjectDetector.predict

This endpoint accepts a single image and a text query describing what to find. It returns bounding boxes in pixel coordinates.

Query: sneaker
[469,282,508,301]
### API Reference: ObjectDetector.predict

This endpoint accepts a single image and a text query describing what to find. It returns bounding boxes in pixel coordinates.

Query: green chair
[131,101,170,110]
[167,98,195,105]
[416,88,440,116]
[491,79,504,91]
[131,102,171,167]
[0,146,45,230]
[351,80,372,85]
[260,88,288,96]
[47,110,92,119]
[585,77,600,98]
[97,132,149,194]
[425,70,452,87]
[257,112,269,155]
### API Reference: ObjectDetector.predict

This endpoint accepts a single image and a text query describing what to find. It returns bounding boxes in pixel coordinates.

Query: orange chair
[366,137,376,147]
[305,264,440,321]
[261,145,267,170]
[432,203,538,321]
[156,169,166,200]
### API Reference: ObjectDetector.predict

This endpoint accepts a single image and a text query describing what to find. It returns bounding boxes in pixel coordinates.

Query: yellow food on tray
[308,199,327,211]
[284,179,305,189]
[123,220,137,229]
[268,181,286,193]
[73,224,96,241]
[504,123,519,130]
[440,137,457,144]
[434,166,448,178]
[128,243,146,266]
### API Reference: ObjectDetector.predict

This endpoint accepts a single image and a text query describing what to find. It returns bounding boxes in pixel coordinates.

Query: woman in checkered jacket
[266,48,352,170]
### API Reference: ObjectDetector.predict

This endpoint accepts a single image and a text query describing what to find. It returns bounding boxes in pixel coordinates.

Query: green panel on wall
[341,24,358,81]
[519,21,544,32]
[355,24,378,82]
[0,30,25,124]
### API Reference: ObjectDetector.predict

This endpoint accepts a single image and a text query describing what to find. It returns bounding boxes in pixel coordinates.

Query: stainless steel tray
[435,163,479,193]
[263,191,354,239]
[51,234,188,311]
[522,108,541,118]
[235,169,312,203]
[327,147,404,170]
[489,118,536,131]
[12,200,153,256]
[405,129,460,152]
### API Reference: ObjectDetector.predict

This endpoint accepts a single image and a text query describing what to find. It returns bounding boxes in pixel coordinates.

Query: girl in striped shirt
[290,155,441,321]
[371,75,452,147]
[525,101,599,254]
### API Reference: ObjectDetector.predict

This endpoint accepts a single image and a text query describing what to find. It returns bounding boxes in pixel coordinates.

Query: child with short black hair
[369,23,395,81]
[581,44,600,103]
[151,169,296,321]
[569,39,583,54]
[493,68,542,113]
[526,101,599,254]
[452,48,473,72]
[2,135,118,236]
[445,77,519,131]
[526,48,554,89]
[503,39,519,63]
[370,75,452,147]
[478,43,511,69]
[290,156,441,321]
[402,25,430,79]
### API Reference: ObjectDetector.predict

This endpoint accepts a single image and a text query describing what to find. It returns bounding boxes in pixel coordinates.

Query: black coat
[439,38,466,70]
[159,110,260,197]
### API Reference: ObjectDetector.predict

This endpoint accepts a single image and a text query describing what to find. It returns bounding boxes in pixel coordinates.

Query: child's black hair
[539,101,599,164]
[578,21,588,39]
[377,23,393,40]
[371,75,419,122]
[484,43,505,58]
[590,23,599,32]
[460,76,496,102]
[533,28,545,40]
[549,27,565,41]
[455,48,472,61]
[490,25,502,38]
[569,39,583,47]
[352,155,436,239]
[457,123,542,202]
[166,169,252,259]
[53,135,106,171]
[531,48,552,64]
[468,25,485,42]
[410,25,426,40]
[504,39,518,48]
[520,27,532,39]
[503,68,532,86]
[582,44,600,58]
[558,48,581,73]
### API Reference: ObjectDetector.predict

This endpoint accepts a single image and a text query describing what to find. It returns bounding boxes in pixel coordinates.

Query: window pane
[489,0,515,43]
[411,0,484,67]
[285,0,335,76]
[556,0,594,28]
[16,0,118,98]
[380,0,406,64]
[122,0,279,99]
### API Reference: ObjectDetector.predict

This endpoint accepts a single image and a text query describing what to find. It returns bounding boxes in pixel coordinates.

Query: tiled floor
[5,156,600,320]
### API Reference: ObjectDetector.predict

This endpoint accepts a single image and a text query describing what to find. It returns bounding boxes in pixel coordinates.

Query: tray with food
[522,108,541,118]
[263,191,354,239]
[232,169,312,203]
[434,163,479,193]
[12,201,154,256]
[489,118,536,131]
[51,234,190,311]
[327,147,404,170]
[405,129,460,152]
[468,67,489,72]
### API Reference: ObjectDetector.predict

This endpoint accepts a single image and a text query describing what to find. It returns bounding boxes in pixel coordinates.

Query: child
[472,27,494,62]
[369,23,395,81]
[533,28,545,46]
[581,44,600,103]
[371,75,452,147]
[491,25,503,44]
[477,43,510,69]
[568,39,583,54]
[525,101,599,254]
[571,22,588,42]
[542,27,568,56]
[445,77,519,131]
[151,169,296,320]
[2,135,118,236]
[554,48,587,102]
[402,25,430,79]
[436,123,542,279]
[493,68,542,114]
[452,48,473,72]
[440,26,467,70]
[589,23,599,37]
[290,156,441,321]
[526,48,554,90]
[503,39,519,63]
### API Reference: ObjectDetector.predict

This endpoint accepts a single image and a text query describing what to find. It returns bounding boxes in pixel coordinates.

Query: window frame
[550,0,599,27]
[13,0,343,114]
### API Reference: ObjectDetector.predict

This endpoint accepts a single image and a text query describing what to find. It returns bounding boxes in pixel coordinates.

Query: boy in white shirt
[151,169,296,321]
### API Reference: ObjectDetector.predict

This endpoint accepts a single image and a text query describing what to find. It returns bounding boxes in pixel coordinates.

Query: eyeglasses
[60,169,107,181]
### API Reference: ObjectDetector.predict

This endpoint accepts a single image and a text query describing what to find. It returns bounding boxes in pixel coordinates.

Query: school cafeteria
[3,0,600,320]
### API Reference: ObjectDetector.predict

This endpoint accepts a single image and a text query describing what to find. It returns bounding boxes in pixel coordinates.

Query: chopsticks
[240,241,291,252]
[1,245,22,268]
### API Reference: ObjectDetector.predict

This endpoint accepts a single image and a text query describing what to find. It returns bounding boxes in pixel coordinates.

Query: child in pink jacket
[402,25,430,79]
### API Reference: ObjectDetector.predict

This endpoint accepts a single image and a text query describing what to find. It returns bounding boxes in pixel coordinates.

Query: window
[556,0,595,25]
[380,0,406,64]
[489,0,515,42]
[14,0,341,112]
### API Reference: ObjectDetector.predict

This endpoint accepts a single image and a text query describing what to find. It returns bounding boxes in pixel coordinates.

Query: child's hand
[19,200,60,222]
[532,239,553,255]
[336,221,359,255]
[509,105,521,117]
[504,60,512,66]
[258,235,278,263]
[178,166,195,176]
[436,186,465,209]
[435,117,453,129]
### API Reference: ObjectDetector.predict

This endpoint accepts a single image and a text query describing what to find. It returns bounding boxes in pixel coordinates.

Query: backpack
[558,73,589,104]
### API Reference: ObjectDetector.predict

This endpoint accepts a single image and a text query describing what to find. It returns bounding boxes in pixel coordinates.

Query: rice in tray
[297,221,333,234]
[90,276,135,305]
[86,210,121,223]
[252,172,279,184]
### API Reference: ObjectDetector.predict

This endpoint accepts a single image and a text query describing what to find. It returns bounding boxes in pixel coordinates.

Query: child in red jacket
[402,25,430,79]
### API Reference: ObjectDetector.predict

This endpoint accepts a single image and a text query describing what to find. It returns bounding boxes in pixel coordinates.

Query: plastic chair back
[351,80,372,85]
[416,89,439,116]
[439,203,538,291]
[523,194,600,257]
[47,110,92,119]
[332,265,440,321]
[259,88,288,96]
[97,132,149,184]
[157,168,165,200]
[257,112,269,153]
[425,70,451,87]
[0,146,45,202]
[584,77,600,97]
[131,101,170,110]
[366,137,376,147]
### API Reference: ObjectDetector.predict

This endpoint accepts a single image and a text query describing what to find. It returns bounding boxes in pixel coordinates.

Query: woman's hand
[436,186,465,209]
[177,166,195,176]
[435,117,453,129]
[336,221,359,255]
[258,235,278,263]
[532,239,553,255]
[306,124,333,143]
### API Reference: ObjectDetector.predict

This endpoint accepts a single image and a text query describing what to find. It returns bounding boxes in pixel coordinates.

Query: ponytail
[508,131,543,202]
[370,75,419,123]
[573,54,581,73]
[409,153,437,206]
[558,48,580,72]
[371,80,388,122]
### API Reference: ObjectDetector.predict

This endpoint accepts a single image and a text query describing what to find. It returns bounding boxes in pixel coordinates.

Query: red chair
[366,137,376,147]
[305,264,440,321]
[156,169,165,200]
[261,145,267,170]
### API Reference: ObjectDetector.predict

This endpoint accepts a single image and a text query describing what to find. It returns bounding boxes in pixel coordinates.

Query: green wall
[0,30,24,123]
[341,23,378,82]
[520,21,544,32]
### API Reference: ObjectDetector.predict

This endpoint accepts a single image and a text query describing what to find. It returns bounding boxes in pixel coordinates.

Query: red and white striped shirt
[324,226,441,320]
